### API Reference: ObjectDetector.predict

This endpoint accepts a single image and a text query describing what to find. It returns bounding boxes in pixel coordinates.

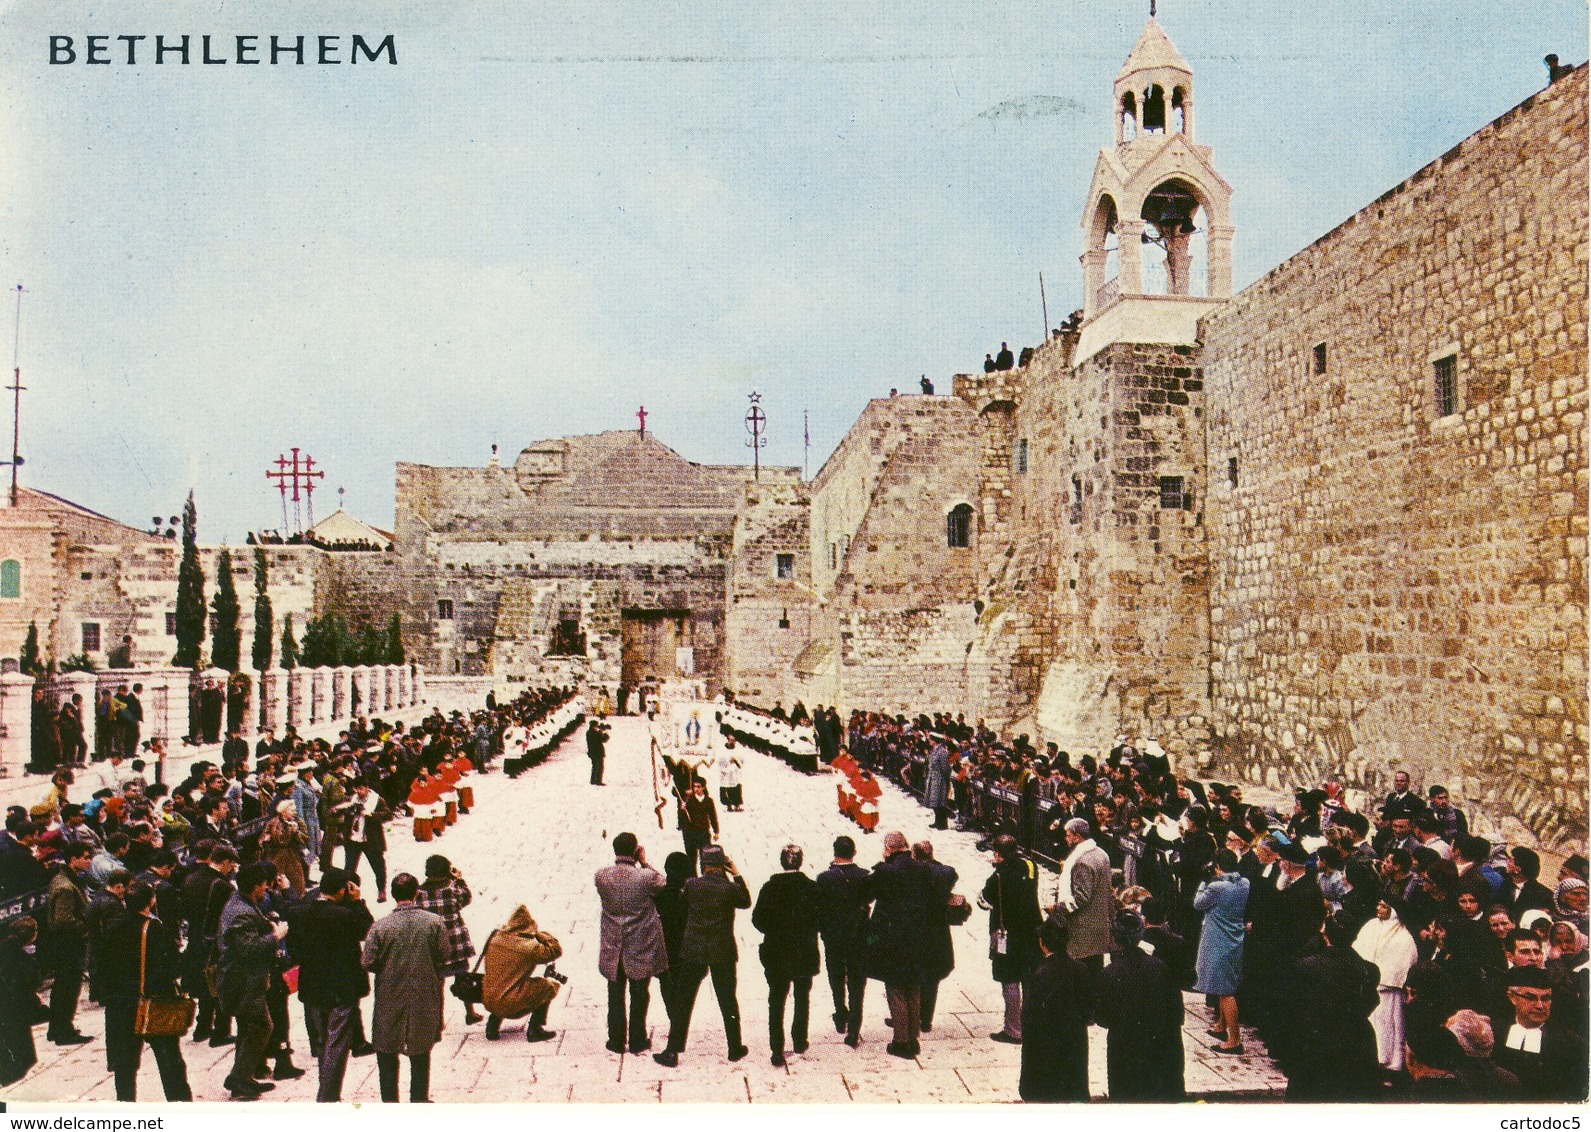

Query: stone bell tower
[1076,16,1233,362]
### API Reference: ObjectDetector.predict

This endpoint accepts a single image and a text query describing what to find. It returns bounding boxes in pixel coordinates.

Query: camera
[543,965,569,986]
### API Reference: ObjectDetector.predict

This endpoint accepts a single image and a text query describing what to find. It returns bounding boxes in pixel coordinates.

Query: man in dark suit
[287,867,375,1102]
[983,833,1042,1045]
[1490,965,1590,1101]
[865,831,938,1058]
[221,730,250,776]
[653,845,750,1067]
[815,835,871,1045]
[1382,769,1426,823]
[913,839,957,1032]
[1019,918,1091,1102]
[1139,896,1193,989]
[1275,912,1381,1101]
[752,844,820,1066]
[1245,837,1325,1046]
[1505,848,1555,922]
[1095,909,1185,1101]
[586,719,610,786]
[0,815,48,899]
[121,685,144,771]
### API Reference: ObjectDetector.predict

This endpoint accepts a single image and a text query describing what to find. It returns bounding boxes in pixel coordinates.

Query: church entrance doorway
[620,609,691,687]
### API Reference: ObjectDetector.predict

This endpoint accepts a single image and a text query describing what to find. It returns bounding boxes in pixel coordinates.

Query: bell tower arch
[1077,16,1234,362]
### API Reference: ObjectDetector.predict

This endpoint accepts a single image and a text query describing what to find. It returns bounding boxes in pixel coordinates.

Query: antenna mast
[1039,271,1050,344]
[8,284,24,508]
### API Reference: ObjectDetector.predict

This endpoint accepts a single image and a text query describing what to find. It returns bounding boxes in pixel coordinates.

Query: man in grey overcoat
[924,740,952,830]
[1056,817,1113,968]
[596,831,668,1054]
[361,872,446,1103]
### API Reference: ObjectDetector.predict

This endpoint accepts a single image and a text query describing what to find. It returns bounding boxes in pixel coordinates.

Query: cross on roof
[637,405,648,437]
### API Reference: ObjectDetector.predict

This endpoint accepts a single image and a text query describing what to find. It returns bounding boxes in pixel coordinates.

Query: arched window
[1171,87,1187,133]
[946,504,973,549]
[0,559,19,599]
[1142,84,1166,132]
[1120,91,1137,141]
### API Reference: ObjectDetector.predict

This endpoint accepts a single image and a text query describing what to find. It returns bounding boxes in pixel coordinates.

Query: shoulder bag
[134,920,197,1038]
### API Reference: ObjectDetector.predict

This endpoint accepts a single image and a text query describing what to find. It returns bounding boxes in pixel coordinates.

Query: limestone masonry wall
[1201,68,1589,849]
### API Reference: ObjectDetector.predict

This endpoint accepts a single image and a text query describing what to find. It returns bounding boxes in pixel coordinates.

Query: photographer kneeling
[476,906,565,1042]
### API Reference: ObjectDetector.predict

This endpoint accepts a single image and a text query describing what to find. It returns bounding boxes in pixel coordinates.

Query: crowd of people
[4,672,1588,1106]
[0,685,581,1102]
[30,682,147,774]
[807,705,1590,1101]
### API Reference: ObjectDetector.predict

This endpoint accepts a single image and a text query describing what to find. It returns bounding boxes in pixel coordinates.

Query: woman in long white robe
[1353,899,1419,1071]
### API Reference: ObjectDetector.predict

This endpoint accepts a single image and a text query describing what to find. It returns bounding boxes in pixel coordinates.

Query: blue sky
[1,0,1584,541]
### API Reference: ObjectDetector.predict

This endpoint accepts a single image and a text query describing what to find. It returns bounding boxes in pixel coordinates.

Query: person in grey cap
[654,845,750,1067]
[1094,908,1185,1100]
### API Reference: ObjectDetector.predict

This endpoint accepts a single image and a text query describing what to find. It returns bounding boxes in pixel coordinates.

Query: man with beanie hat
[1094,908,1185,1100]
[286,866,374,1102]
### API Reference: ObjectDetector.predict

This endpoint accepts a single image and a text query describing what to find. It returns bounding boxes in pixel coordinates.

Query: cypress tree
[280,614,299,670]
[172,491,206,667]
[386,612,405,664]
[357,623,382,666]
[327,612,348,668]
[251,548,273,670]
[210,548,242,672]
[18,621,40,676]
[300,613,325,667]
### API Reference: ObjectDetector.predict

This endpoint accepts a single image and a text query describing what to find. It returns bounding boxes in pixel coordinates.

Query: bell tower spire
[1076,14,1234,361]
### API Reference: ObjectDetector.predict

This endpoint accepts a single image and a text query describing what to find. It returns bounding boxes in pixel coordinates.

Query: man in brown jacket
[45,844,94,1045]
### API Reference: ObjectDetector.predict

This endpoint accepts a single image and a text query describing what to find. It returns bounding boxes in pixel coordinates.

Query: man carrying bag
[479,905,563,1042]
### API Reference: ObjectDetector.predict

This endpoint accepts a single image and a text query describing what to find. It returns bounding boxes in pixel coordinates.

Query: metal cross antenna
[744,392,767,481]
[8,284,25,508]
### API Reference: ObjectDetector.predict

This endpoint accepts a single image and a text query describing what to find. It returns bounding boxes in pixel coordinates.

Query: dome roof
[1116,18,1191,81]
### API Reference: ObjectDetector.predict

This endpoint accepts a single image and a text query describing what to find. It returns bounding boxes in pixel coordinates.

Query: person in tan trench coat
[361,873,446,1103]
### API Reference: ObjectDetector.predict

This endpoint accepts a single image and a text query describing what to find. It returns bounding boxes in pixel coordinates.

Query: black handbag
[450,930,495,1004]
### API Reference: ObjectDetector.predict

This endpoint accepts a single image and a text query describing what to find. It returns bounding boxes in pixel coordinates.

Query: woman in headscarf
[1352,897,1420,1073]
[1555,876,1589,934]
[261,798,309,894]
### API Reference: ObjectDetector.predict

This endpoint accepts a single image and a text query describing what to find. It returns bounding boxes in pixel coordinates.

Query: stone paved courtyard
[2,712,1286,1105]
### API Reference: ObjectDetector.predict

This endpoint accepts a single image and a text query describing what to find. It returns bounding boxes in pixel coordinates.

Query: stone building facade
[392,430,805,693]
[0,487,321,673]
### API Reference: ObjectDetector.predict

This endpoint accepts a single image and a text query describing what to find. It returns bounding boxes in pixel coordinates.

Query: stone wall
[1201,68,1589,849]
[726,479,816,704]
[802,396,984,713]
[955,333,1213,758]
